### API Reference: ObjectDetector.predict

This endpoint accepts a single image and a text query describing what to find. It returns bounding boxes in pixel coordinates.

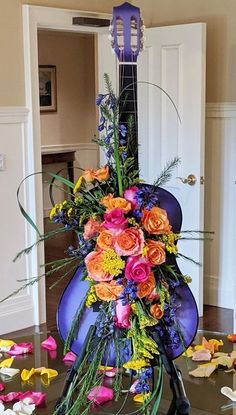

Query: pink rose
[103,208,128,234]
[87,386,114,405]
[125,256,151,283]
[124,186,139,209]
[114,228,144,256]
[83,218,101,240]
[115,300,131,329]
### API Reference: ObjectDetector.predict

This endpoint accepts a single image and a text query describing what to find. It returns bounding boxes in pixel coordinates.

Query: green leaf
[47,172,75,189]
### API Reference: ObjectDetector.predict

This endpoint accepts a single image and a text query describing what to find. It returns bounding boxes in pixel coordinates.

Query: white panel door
[138,23,206,315]
[98,23,206,315]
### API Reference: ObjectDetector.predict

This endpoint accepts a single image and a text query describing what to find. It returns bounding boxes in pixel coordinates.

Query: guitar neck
[119,64,138,170]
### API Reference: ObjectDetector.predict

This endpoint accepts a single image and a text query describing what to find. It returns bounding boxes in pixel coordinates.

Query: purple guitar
[57,1,198,366]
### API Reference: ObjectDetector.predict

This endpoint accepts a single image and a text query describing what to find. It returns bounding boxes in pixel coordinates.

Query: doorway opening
[37,29,98,330]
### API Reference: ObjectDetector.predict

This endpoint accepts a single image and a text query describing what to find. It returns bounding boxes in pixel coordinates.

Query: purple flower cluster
[136,186,159,211]
[135,368,153,393]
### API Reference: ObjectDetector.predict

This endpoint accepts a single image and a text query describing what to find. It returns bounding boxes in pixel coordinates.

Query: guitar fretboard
[119,64,138,170]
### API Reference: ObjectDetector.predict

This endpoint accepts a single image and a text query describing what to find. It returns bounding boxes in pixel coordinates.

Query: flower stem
[113,119,123,196]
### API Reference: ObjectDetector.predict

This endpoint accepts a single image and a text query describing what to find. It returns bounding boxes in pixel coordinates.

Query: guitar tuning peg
[109,24,113,33]
[141,24,146,32]
[108,34,114,41]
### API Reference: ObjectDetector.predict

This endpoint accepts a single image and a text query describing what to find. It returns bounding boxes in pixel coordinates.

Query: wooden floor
[43,218,234,334]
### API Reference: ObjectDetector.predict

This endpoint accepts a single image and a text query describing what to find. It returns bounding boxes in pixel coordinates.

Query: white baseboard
[0,295,34,335]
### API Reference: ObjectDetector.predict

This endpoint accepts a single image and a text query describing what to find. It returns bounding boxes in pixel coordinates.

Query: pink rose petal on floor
[63,352,77,363]
[192,349,212,361]
[0,391,46,407]
[48,350,57,360]
[0,383,5,392]
[98,367,118,378]
[8,342,33,356]
[87,386,114,405]
[41,336,57,351]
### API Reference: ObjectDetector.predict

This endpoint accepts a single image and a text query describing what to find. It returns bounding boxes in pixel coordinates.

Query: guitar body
[57,186,198,363]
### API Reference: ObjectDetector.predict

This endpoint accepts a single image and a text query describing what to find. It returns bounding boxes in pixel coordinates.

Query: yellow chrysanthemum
[141,246,149,257]
[102,249,125,276]
[85,285,98,307]
[123,359,150,371]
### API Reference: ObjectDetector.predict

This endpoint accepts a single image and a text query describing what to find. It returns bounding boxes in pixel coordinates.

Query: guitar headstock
[110,2,145,63]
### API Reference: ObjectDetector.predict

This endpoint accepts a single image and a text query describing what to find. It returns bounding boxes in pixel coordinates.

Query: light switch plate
[0,154,6,171]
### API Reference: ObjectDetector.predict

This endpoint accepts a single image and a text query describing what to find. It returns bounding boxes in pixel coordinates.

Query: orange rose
[114,228,144,256]
[83,166,109,182]
[85,251,113,282]
[83,169,95,182]
[93,166,110,181]
[101,194,131,213]
[95,281,123,301]
[150,304,164,320]
[97,230,113,250]
[138,273,156,298]
[83,217,101,240]
[146,239,166,265]
[142,207,172,234]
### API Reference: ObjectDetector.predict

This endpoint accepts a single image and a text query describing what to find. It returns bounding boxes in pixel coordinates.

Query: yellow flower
[102,249,125,276]
[141,246,149,257]
[85,285,98,307]
[73,176,85,193]
[133,393,151,403]
[0,357,14,368]
[183,346,193,357]
[123,359,150,371]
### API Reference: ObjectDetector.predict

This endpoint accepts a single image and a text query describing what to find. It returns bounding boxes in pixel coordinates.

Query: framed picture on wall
[39,65,57,113]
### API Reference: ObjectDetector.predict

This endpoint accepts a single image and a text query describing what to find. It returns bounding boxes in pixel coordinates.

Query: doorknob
[176,174,197,186]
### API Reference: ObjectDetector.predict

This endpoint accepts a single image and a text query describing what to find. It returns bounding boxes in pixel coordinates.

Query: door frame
[22,5,111,326]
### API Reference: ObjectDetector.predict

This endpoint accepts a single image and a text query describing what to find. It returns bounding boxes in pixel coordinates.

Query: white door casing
[98,23,206,316]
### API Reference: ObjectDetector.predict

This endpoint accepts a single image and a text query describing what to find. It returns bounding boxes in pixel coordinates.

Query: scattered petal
[41,336,57,351]
[0,383,5,392]
[21,367,58,385]
[133,393,150,403]
[227,334,236,343]
[0,368,20,378]
[189,363,216,378]
[211,356,233,369]
[0,357,14,368]
[13,398,35,414]
[192,349,211,362]
[8,343,33,356]
[183,347,193,358]
[213,352,228,358]
[0,340,16,352]
[221,386,236,402]
[0,391,46,407]
[87,386,114,405]
[63,352,77,363]
[98,367,118,378]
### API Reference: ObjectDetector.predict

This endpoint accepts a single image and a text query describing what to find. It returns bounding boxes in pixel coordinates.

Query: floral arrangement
[40,77,196,414]
[6,77,200,415]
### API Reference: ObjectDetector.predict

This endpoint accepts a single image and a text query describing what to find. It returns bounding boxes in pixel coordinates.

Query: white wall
[0,108,40,333]
[38,31,97,145]
[204,103,236,308]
